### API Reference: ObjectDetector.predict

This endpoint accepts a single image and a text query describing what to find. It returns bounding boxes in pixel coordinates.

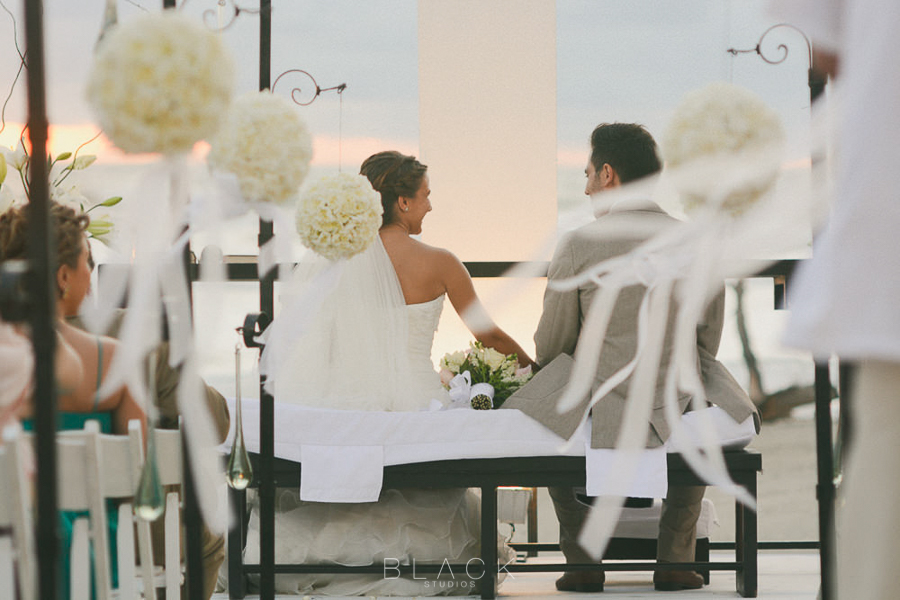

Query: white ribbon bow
[448,371,473,404]
[447,371,495,408]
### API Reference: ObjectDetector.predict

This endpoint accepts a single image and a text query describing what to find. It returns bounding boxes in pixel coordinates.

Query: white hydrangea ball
[208,91,313,205]
[663,82,785,216]
[296,173,383,261]
[87,11,234,155]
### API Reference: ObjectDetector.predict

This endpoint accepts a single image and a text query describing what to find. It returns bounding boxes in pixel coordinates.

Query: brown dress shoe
[653,569,704,591]
[555,571,605,593]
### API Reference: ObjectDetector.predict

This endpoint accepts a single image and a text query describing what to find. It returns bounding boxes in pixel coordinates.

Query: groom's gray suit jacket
[505,197,759,449]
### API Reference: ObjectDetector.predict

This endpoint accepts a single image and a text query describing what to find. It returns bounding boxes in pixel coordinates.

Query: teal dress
[23,411,119,599]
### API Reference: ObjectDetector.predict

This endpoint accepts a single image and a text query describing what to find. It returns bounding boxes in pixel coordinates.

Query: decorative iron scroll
[179,0,264,32]
[272,68,347,106]
[727,23,812,67]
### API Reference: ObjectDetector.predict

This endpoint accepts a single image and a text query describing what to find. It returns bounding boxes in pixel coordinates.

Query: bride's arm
[439,251,535,368]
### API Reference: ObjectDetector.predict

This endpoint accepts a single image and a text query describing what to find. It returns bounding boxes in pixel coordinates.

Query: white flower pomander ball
[296,173,383,261]
[86,11,234,155]
[208,91,313,205]
[662,82,785,217]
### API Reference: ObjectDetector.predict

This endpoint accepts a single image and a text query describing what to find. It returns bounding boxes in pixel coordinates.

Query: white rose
[483,346,508,371]
[441,350,467,372]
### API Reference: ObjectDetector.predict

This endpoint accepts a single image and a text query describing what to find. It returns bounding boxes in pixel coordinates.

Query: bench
[227,448,761,598]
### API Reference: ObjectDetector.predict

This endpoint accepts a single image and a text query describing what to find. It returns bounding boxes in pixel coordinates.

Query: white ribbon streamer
[447,371,473,405]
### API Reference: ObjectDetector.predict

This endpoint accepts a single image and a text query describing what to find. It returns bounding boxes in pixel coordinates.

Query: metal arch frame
[22,1,59,598]
[728,22,836,600]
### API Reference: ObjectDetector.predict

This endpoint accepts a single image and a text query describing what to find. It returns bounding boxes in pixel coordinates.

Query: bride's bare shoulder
[415,240,462,268]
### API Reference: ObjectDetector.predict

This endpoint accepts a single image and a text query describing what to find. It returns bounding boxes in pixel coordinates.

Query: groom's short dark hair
[590,123,661,184]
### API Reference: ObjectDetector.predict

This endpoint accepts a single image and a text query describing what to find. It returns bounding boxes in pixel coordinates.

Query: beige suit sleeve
[696,287,726,357]
[154,341,231,442]
[534,235,581,367]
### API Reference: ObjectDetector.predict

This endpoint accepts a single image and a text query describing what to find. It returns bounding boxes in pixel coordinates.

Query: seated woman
[249,151,534,595]
[63,252,231,600]
[0,202,147,599]
[0,202,146,436]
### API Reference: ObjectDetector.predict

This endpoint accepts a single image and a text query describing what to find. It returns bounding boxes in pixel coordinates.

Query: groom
[507,123,758,592]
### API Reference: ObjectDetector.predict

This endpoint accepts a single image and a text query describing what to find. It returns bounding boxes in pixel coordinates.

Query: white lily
[0,187,16,214]
[73,154,97,170]
[2,143,28,172]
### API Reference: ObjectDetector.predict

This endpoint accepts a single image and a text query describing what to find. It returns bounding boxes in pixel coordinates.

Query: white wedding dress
[249,239,512,595]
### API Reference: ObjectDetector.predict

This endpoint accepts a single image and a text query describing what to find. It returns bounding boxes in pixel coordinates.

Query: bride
[245,151,534,595]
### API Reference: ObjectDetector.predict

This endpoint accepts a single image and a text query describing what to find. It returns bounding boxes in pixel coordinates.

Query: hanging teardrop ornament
[134,424,165,520]
[135,351,165,521]
[227,339,253,490]
[134,351,166,521]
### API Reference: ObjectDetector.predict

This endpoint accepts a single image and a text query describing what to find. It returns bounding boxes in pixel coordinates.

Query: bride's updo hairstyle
[0,203,91,297]
[359,151,427,226]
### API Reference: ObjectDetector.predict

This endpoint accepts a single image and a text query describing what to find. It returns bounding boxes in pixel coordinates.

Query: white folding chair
[19,420,184,600]
[74,421,183,600]
[0,424,35,600]
[153,427,184,600]
[56,423,114,600]
[88,420,156,600]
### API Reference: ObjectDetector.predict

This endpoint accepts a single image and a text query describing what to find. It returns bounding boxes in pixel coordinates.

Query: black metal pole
[807,53,836,600]
[180,235,205,599]
[813,362,836,600]
[23,1,59,599]
[257,1,275,599]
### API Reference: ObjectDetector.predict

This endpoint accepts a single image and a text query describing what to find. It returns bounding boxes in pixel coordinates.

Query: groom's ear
[603,163,621,189]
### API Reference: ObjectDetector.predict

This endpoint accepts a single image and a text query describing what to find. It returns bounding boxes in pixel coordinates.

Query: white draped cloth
[779,0,900,362]
[772,2,900,599]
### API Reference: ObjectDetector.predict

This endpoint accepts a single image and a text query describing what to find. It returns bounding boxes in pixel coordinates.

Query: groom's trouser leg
[548,487,594,563]
[657,485,705,562]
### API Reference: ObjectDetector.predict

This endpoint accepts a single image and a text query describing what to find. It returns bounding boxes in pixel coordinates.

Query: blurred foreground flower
[662,82,784,217]
[87,10,234,155]
[208,91,313,206]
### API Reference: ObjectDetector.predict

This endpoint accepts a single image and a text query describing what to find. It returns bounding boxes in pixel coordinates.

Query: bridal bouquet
[439,341,532,409]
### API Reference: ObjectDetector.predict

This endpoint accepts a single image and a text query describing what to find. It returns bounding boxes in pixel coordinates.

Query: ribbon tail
[578,279,672,560]
[177,349,228,533]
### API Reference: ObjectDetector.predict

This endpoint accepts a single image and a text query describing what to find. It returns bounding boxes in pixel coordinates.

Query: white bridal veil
[260,236,419,412]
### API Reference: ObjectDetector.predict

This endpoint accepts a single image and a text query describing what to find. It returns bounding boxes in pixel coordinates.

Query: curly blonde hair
[0,203,90,294]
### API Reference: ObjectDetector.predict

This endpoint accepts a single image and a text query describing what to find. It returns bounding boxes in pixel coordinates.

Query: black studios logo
[383,558,515,589]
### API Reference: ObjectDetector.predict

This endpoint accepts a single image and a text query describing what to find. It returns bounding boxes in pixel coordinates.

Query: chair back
[150,426,184,599]
[56,423,114,600]
[71,421,180,600]
[0,424,35,600]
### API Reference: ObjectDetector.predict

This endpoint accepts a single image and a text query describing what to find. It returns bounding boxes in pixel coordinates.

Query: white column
[417,0,557,261]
